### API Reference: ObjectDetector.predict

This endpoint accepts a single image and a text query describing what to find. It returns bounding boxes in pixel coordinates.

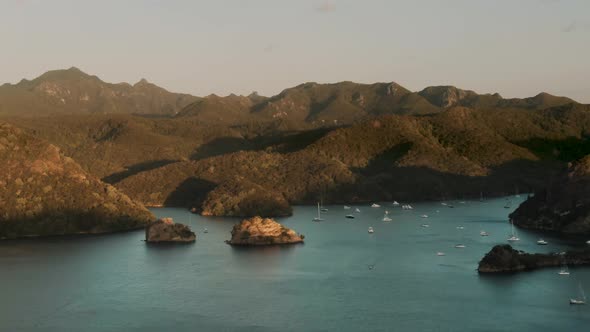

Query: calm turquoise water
[1,196,589,331]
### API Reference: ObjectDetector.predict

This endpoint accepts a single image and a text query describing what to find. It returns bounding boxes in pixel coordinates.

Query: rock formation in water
[477,244,590,273]
[145,217,196,243]
[200,177,292,217]
[510,156,590,235]
[226,216,304,246]
[0,122,155,239]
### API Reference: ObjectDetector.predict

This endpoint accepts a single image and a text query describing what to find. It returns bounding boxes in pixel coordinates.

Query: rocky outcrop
[477,244,590,273]
[145,218,195,243]
[200,177,292,217]
[0,122,155,239]
[226,216,304,246]
[510,156,590,235]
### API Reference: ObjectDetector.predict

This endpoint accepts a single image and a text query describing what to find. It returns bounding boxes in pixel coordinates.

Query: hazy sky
[2,0,589,102]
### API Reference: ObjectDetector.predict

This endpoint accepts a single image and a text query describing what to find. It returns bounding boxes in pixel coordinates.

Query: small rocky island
[478,244,590,273]
[226,216,304,246]
[145,218,196,243]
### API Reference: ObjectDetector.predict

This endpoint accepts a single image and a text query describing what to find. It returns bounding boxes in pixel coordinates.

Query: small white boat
[455,244,466,248]
[421,214,428,218]
[570,283,586,305]
[382,210,392,222]
[392,201,400,206]
[586,240,590,245]
[368,227,374,233]
[355,208,361,213]
[456,226,464,230]
[437,252,446,256]
[344,205,351,210]
[371,203,381,208]
[480,231,489,237]
[203,228,208,233]
[313,202,324,222]
[459,201,466,204]
[345,214,355,219]
[441,202,448,206]
[507,221,519,241]
[559,258,570,275]
[421,224,430,228]
[537,239,548,245]
[407,205,414,210]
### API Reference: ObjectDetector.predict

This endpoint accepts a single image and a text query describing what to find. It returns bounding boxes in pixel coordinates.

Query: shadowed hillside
[112,104,590,215]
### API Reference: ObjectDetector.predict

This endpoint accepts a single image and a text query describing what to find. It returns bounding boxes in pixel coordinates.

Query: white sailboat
[382,210,392,222]
[437,252,446,256]
[537,239,548,245]
[558,255,570,275]
[392,201,400,206]
[480,231,489,237]
[371,203,381,208]
[344,205,351,210]
[507,221,520,242]
[313,202,324,222]
[570,283,586,305]
[421,214,428,218]
[454,244,466,248]
[368,227,374,233]
[355,208,361,213]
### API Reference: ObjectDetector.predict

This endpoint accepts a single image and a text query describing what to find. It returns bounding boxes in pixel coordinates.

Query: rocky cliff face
[145,218,195,243]
[227,216,304,246]
[478,244,590,273]
[510,156,590,235]
[0,122,155,239]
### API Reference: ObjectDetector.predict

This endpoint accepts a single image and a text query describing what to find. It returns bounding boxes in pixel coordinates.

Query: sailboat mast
[317,202,321,219]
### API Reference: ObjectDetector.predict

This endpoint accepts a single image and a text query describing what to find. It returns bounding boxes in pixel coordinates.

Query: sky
[1,0,589,102]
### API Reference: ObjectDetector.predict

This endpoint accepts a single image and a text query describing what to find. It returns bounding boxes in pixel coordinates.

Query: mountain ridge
[0,68,579,125]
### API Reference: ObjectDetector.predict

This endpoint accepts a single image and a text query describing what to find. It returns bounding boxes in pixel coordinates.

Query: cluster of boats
[312,199,588,304]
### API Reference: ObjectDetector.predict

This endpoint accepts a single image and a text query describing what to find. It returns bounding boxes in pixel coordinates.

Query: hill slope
[112,104,590,213]
[0,122,155,239]
[510,155,590,235]
[0,67,199,116]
